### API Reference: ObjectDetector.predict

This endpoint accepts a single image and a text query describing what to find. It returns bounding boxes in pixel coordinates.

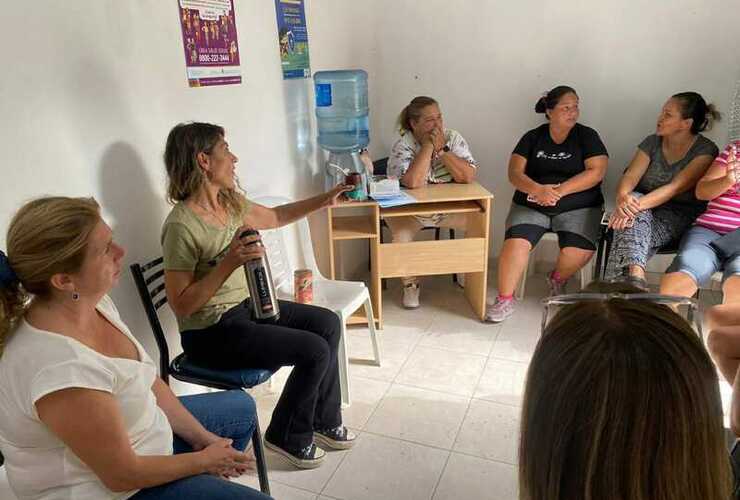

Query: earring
[72,292,80,301]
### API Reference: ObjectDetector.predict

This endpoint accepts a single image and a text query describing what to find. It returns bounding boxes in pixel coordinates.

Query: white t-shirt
[0,295,173,500]
[387,128,478,184]
[388,128,479,226]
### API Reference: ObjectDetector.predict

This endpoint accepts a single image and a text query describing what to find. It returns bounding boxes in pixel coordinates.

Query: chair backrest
[252,196,324,292]
[129,257,172,383]
[261,227,293,293]
[373,157,388,176]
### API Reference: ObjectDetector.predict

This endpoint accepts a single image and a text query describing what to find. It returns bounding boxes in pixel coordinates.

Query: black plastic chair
[130,257,272,495]
[372,157,458,285]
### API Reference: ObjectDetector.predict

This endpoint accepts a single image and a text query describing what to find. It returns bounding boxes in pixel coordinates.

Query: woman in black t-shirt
[486,86,608,323]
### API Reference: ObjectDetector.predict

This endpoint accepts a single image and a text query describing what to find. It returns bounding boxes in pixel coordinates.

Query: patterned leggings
[605,204,699,279]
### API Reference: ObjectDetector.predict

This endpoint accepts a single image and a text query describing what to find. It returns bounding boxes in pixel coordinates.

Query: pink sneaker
[485,296,516,323]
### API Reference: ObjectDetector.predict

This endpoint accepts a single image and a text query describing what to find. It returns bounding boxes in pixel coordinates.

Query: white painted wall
[2,0,740,372]
[0,1,379,387]
[371,0,740,269]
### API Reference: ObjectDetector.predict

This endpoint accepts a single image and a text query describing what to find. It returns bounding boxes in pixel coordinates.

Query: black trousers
[181,299,342,451]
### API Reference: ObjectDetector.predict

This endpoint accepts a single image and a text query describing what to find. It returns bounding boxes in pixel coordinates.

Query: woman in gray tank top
[605,92,720,288]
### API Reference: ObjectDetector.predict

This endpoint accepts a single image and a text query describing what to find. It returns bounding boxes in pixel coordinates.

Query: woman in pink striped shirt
[660,140,740,300]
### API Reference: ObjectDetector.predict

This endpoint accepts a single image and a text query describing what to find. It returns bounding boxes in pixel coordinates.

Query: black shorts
[505,224,596,251]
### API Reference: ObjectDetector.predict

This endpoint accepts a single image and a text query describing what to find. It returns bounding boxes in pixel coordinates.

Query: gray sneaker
[485,297,516,323]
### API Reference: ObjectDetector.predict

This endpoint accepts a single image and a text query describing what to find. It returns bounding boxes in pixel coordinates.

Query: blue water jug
[314,70,369,152]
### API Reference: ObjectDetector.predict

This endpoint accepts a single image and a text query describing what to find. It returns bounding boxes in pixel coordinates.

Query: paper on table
[372,190,417,208]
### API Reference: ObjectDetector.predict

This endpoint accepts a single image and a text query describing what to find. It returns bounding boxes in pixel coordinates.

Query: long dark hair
[672,92,722,134]
[519,282,731,500]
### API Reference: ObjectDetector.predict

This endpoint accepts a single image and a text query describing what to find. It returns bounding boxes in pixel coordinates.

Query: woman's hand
[325,183,354,206]
[725,144,739,187]
[616,193,641,218]
[223,226,264,270]
[608,212,634,231]
[533,184,561,206]
[429,127,446,153]
[197,438,253,478]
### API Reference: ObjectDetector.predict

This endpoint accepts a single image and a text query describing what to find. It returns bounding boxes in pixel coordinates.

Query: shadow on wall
[282,77,317,184]
[97,141,174,359]
[282,78,340,276]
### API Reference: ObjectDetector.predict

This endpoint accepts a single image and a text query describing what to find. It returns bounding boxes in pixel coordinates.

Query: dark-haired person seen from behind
[487,86,608,323]
[387,96,479,309]
[520,282,732,500]
[161,122,355,470]
[605,92,721,288]
[0,197,271,500]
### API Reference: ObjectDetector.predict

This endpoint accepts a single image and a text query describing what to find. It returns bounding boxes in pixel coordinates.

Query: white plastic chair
[254,196,381,407]
[516,232,590,299]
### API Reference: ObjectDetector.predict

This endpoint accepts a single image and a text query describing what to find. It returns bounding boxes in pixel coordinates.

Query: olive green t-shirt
[161,199,251,332]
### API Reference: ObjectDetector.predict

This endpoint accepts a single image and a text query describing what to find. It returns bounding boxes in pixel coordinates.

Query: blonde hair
[0,197,100,355]
[397,96,438,135]
[519,283,732,500]
[163,122,244,217]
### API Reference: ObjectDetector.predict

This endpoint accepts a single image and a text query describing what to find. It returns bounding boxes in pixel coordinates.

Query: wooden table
[327,182,493,328]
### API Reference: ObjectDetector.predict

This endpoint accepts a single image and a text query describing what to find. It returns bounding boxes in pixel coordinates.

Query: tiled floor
[0,272,727,500]
[237,271,734,500]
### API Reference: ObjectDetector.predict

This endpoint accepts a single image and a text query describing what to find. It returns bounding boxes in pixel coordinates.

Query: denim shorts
[666,225,740,285]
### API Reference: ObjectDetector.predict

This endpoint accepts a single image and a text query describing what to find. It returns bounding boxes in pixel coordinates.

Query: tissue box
[369,176,400,198]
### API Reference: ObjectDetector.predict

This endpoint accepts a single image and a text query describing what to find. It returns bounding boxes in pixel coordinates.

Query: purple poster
[178,0,242,87]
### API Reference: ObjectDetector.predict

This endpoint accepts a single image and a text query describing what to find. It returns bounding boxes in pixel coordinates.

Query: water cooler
[313,70,370,198]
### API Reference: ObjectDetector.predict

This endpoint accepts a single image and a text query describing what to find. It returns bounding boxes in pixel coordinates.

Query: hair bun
[534,95,547,114]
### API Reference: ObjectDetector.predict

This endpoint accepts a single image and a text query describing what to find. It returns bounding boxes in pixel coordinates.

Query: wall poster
[274,0,311,79]
[178,0,242,87]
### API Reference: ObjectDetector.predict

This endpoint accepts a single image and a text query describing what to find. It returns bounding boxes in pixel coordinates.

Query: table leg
[371,205,382,328]
[463,198,491,320]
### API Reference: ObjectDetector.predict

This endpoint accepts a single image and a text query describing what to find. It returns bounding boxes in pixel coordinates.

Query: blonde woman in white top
[0,197,270,500]
[387,96,479,308]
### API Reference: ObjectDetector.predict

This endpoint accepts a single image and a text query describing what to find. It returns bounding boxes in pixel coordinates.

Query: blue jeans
[130,390,272,500]
[667,225,740,285]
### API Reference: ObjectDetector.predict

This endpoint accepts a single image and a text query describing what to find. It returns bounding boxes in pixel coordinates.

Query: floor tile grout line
[352,374,395,431]
[315,448,352,497]
[448,343,494,457]
[429,449,454,500]
[264,478,330,498]
[317,378,395,497]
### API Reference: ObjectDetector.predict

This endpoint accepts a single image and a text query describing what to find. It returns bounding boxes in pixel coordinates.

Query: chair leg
[337,315,351,407]
[364,296,381,366]
[580,263,590,291]
[450,229,458,284]
[251,414,271,496]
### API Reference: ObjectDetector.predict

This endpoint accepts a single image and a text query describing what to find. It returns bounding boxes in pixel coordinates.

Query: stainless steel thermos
[241,229,280,322]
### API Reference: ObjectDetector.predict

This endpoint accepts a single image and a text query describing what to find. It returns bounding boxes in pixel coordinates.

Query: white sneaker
[402,283,420,309]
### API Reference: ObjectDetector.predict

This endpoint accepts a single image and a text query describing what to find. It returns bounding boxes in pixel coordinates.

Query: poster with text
[274,0,311,79]
[178,0,242,87]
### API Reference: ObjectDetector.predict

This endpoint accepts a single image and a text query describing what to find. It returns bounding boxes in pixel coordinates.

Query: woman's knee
[296,333,332,368]
[315,308,342,348]
[223,389,257,416]
[707,326,730,357]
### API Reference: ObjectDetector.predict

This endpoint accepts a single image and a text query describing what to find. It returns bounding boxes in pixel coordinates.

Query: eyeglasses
[541,292,701,337]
